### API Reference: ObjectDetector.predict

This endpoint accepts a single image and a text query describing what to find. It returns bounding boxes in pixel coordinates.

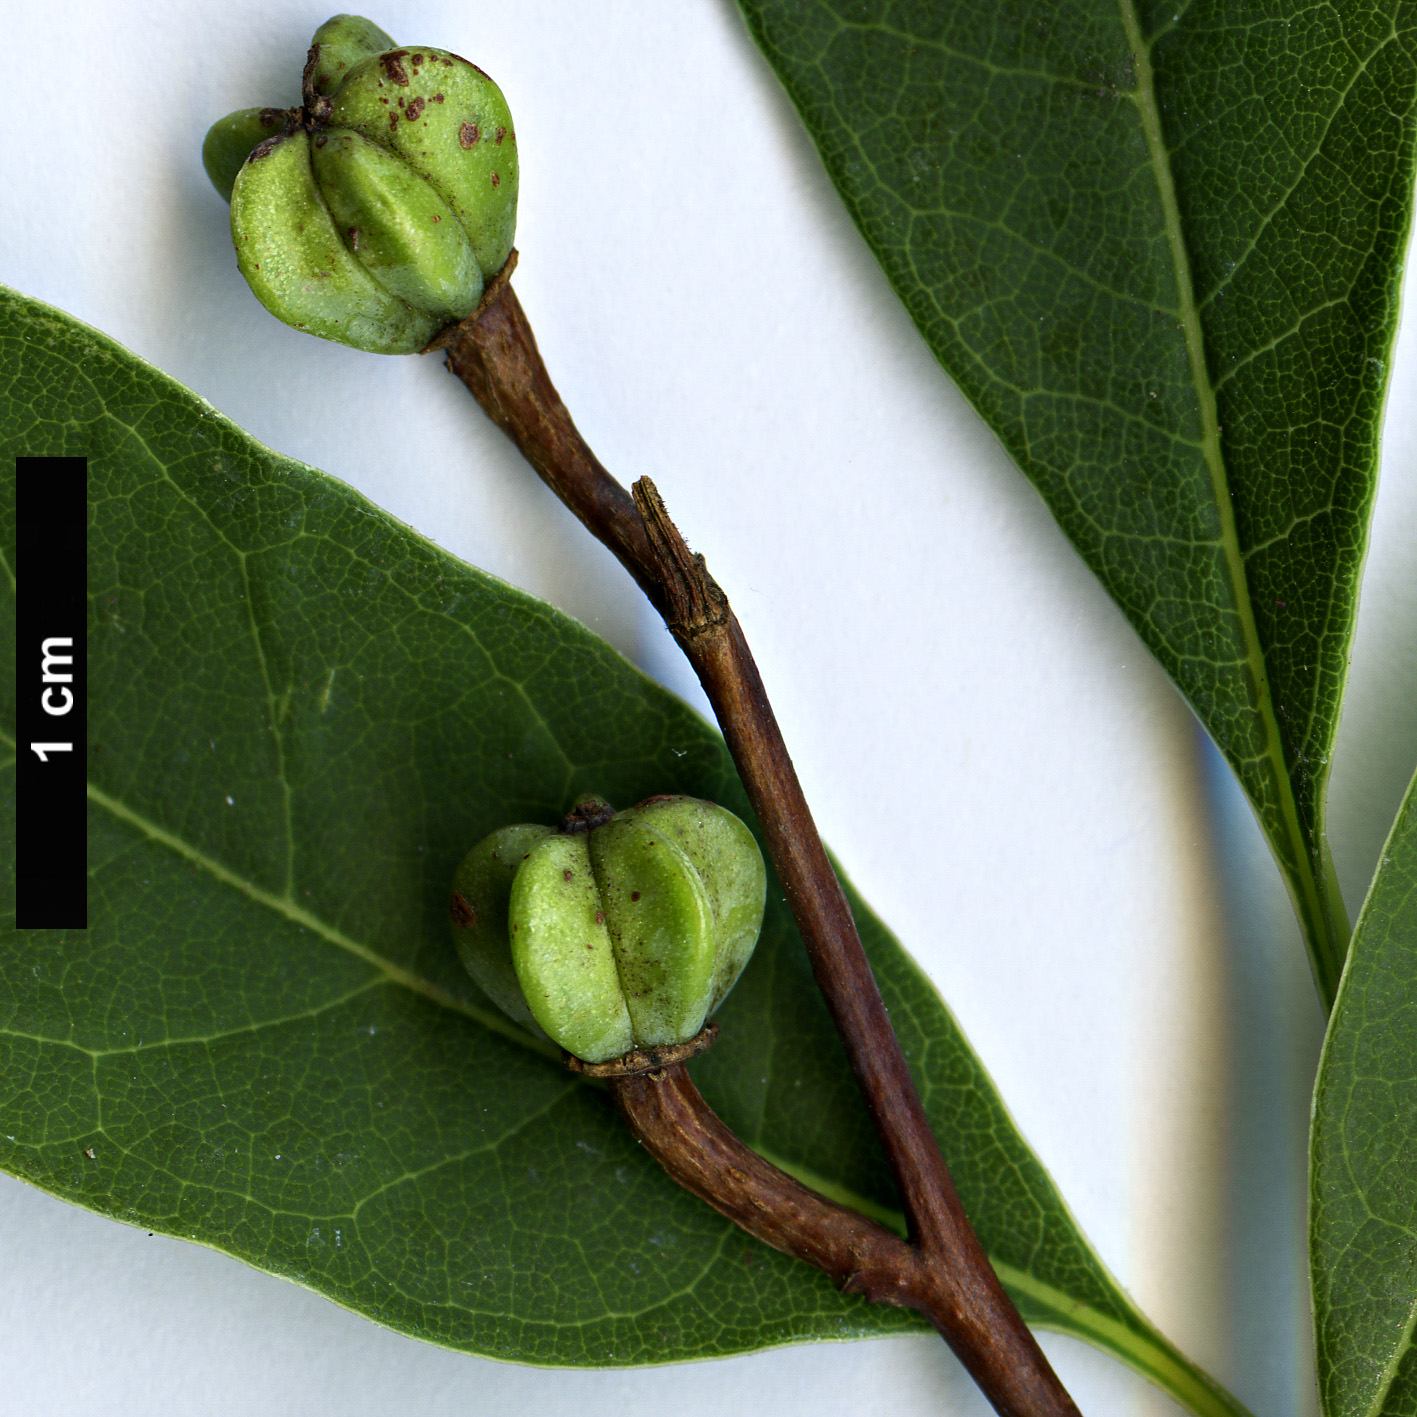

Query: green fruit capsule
[450,797,767,1065]
[203,14,517,352]
[230,129,440,353]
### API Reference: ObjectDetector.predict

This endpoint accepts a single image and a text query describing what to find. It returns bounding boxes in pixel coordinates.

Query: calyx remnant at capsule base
[202,13,518,354]
[449,795,768,1065]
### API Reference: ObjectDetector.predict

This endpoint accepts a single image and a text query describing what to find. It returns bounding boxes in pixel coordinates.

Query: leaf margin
[1310,763,1417,1417]
[731,0,1417,1009]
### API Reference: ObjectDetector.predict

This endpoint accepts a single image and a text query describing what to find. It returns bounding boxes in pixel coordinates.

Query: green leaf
[734,0,1417,1008]
[0,286,1247,1416]
[1311,765,1417,1417]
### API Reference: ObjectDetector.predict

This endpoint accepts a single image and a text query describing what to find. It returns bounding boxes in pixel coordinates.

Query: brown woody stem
[438,257,1081,1417]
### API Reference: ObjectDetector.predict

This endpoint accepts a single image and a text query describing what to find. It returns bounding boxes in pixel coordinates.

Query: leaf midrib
[77,770,559,1062]
[1116,0,1342,1004]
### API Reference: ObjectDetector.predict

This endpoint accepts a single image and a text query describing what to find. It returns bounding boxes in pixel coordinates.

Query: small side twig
[609,1062,925,1304]
[439,257,1081,1417]
[609,1063,1081,1417]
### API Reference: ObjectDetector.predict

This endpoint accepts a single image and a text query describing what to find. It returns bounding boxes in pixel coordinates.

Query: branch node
[632,477,728,641]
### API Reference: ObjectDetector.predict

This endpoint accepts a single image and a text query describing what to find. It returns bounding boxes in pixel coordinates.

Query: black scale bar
[15,456,87,929]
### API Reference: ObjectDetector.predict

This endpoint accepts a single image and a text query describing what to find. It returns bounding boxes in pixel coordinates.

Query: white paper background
[1,4,1413,1414]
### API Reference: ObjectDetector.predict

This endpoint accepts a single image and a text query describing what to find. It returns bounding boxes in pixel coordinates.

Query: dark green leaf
[0,287,1246,1416]
[734,0,1417,1007]
[1311,766,1417,1417]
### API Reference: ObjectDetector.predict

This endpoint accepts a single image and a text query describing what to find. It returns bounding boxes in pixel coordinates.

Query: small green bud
[203,14,517,353]
[450,796,767,1065]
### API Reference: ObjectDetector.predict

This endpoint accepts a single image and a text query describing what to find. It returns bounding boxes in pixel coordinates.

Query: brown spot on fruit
[314,134,327,148]
[433,92,444,103]
[630,891,641,902]
[490,172,500,187]
[459,121,479,148]
[595,910,606,926]
[380,51,411,85]
[406,96,425,122]
[495,126,506,144]
[450,891,477,929]
[348,227,360,250]
[563,869,573,883]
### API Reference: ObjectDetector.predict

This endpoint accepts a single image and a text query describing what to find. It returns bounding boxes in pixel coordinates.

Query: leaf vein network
[835,18,1149,97]
[348,1080,582,1219]
[99,408,302,898]
[1211,290,1369,391]
[902,205,1190,322]
[1195,24,1402,311]
[0,981,389,1059]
